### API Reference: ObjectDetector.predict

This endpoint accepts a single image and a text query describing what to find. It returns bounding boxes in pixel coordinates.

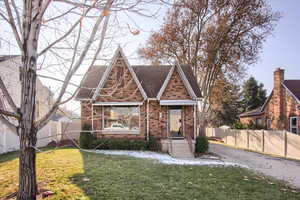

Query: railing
[185,130,194,155]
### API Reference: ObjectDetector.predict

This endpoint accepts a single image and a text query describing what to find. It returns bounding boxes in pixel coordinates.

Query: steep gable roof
[75,50,202,100]
[92,47,147,100]
[283,80,300,102]
[239,107,264,118]
[132,65,171,98]
[76,65,106,100]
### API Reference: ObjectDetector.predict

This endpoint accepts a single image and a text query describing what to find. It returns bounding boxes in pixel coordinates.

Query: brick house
[240,68,300,134]
[76,47,202,151]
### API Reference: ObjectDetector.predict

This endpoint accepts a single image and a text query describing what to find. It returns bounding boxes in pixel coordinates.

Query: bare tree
[0,0,161,199]
[139,0,280,128]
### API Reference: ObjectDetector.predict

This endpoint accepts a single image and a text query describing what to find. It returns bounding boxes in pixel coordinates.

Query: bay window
[103,106,140,132]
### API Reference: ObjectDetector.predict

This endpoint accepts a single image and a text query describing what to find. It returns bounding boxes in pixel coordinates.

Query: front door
[169,107,183,138]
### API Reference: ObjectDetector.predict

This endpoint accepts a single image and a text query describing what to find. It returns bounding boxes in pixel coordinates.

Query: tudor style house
[240,68,300,134]
[76,47,202,152]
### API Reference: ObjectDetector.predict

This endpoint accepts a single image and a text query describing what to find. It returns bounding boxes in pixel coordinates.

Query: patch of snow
[83,150,248,168]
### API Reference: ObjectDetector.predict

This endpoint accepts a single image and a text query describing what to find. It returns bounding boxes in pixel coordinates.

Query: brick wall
[184,106,195,139]
[80,54,197,140]
[96,55,144,102]
[161,70,191,100]
[240,68,300,133]
[81,100,92,128]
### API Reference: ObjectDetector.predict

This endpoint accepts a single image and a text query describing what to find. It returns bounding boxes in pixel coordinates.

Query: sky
[1,0,299,113]
[116,0,300,95]
[248,0,300,94]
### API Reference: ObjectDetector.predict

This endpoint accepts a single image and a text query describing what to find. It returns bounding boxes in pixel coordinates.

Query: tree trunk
[17,127,37,200]
[17,55,38,199]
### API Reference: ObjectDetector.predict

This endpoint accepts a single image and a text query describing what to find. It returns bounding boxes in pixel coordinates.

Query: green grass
[0,148,299,200]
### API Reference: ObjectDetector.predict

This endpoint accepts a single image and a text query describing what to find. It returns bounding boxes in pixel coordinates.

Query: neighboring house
[0,55,57,153]
[76,47,202,150]
[52,108,81,141]
[240,68,300,134]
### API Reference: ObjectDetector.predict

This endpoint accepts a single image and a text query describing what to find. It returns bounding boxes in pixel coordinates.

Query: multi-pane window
[103,106,139,132]
[290,117,298,134]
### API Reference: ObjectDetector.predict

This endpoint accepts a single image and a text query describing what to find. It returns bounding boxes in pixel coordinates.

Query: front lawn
[0,148,299,200]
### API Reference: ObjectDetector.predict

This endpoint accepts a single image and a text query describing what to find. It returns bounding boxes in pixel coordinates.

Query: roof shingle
[283,80,300,102]
[76,64,202,100]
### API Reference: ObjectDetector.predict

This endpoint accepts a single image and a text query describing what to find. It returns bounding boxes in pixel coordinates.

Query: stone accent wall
[184,106,195,139]
[96,54,144,102]
[161,70,191,100]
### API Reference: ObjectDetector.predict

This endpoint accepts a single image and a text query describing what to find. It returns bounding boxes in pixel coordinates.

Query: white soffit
[159,100,197,106]
[93,102,143,106]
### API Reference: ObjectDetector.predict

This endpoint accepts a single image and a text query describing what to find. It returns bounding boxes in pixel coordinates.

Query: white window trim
[290,116,298,134]
[101,105,141,134]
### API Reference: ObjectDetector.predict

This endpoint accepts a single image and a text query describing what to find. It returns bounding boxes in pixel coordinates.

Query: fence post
[262,130,265,153]
[247,130,250,150]
[234,130,237,147]
[284,130,287,158]
[225,129,228,144]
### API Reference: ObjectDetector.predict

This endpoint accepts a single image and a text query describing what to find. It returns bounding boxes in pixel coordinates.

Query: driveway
[209,143,300,189]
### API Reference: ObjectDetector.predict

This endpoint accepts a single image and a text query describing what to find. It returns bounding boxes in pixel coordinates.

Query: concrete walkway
[209,143,300,189]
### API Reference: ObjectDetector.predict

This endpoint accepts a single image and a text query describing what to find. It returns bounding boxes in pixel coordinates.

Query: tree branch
[4,0,23,50]
[0,114,18,135]
[0,108,20,119]
[35,0,113,131]
[0,76,18,113]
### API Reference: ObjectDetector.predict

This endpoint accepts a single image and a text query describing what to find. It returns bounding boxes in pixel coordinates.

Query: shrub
[146,135,161,151]
[232,122,247,130]
[79,124,93,149]
[91,138,148,151]
[195,136,209,154]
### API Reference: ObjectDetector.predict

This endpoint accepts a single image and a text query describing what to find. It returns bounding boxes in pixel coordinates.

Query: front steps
[169,139,194,159]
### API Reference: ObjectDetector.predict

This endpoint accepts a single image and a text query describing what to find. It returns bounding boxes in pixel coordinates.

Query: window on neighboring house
[103,106,139,132]
[290,117,298,134]
[256,118,262,126]
[266,119,272,130]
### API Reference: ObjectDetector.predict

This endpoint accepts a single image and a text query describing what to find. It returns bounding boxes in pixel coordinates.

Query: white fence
[0,119,81,154]
[206,128,300,160]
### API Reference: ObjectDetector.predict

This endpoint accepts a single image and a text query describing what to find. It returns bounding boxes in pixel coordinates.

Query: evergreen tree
[242,77,267,112]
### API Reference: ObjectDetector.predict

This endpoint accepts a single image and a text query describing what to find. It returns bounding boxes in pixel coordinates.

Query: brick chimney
[273,68,285,129]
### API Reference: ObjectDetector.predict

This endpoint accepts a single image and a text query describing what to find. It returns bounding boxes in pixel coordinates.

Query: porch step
[169,139,194,159]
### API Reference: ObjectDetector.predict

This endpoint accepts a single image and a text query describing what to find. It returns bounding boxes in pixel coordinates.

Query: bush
[79,124,93,149]
[232,122,247,130]
[146,135,161,151]
[195,136,209,154]
[91,138,148,151]
[90,137,161,151]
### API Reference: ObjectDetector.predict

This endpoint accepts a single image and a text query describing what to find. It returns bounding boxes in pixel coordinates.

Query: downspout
[194,103,197,139]
[146,99,149,141]
[91,102,94,134]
